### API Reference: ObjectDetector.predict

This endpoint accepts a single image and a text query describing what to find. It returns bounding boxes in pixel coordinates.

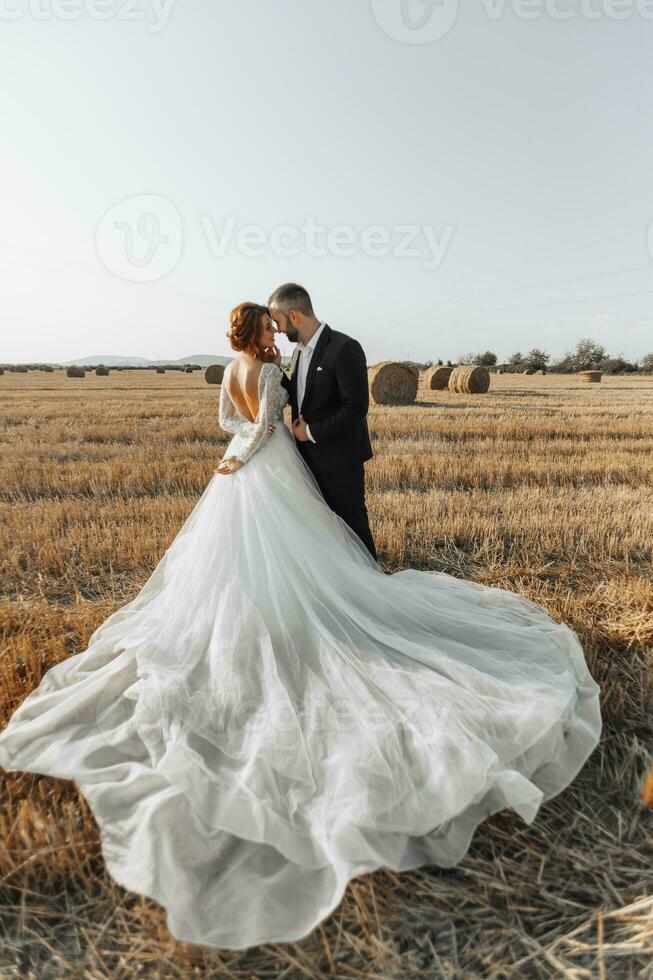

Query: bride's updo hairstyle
[226,302,270,358]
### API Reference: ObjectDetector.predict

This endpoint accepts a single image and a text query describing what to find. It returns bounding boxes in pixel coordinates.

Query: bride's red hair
[226,302,270,358]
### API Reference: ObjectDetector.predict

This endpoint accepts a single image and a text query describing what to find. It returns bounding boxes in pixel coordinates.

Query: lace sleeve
[219,373,254,439]
[219,362,288,465]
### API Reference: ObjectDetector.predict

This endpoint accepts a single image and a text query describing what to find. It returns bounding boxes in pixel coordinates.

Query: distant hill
[61,354,233,368]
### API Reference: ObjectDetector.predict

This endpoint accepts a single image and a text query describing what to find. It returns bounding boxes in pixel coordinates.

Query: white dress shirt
[296,320,326,444]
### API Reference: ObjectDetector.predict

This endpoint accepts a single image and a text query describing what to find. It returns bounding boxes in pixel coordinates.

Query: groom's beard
[286,325,300,343]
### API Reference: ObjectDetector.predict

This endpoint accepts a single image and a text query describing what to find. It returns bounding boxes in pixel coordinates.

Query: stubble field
[1,369,652,978]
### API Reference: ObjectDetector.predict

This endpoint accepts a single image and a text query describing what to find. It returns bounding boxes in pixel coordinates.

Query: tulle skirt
[0,423,602,949]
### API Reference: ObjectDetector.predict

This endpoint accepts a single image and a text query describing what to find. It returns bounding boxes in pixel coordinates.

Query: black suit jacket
[280,324,373,474]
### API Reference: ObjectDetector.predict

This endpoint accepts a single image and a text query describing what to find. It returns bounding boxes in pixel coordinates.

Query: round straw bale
[156,367,165,374]
[579,370,603,383]
[66,366,85,378]
[423,365,453,390]
[368,361,418,405]
[95,366,109,376]
[448,365,490,394]
[205,364,225,385]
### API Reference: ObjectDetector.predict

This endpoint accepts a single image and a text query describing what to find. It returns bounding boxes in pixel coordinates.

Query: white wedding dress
[0,361,602,950]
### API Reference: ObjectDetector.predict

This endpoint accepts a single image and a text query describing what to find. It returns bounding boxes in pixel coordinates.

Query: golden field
[1,368,652,978]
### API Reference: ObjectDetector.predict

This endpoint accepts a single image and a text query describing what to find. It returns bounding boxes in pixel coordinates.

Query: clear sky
[1,0,652,365]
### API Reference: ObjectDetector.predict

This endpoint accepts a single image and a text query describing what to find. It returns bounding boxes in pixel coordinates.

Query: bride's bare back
[225,357,263,422]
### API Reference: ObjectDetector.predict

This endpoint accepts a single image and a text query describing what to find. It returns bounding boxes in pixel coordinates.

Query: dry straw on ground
[205,364,225,385]
[448,364,491,393]
[0,369,652,977]
[368,361,418,405]
[422,365,453,390]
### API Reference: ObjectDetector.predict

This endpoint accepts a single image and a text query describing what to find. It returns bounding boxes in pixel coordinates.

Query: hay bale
[448,365,490,394]
[579,370,603,383]
[184,366,193,374]
[538,369,546,375]
[523,367,536,375]
[423,365,453,390]
[66,366,85,378]
[0,367,4,375]
[368,361,418,405]
[156,367,165,374]
[95,366,110,376]
[15,365,28,373]
[205,364,225,385]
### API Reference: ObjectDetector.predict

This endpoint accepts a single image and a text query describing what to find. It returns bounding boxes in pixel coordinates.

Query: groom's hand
[292,414,310,442]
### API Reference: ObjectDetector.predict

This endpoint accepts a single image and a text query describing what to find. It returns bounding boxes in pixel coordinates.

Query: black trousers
[307,460,377,562]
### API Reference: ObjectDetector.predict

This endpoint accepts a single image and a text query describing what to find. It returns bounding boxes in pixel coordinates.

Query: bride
[0,301,602,951]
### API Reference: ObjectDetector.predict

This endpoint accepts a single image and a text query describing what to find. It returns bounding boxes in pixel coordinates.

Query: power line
[482,287,653,312]
[456,264,653,300]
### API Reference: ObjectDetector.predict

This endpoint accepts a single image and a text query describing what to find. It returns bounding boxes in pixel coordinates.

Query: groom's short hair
[268,283,314,317]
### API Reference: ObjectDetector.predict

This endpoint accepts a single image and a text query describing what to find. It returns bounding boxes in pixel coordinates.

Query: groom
[268,283,377,562]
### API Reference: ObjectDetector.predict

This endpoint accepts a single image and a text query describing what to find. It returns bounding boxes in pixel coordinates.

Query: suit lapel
[288,347,301,415]
[301,324,331,410]
[289,346,300,380]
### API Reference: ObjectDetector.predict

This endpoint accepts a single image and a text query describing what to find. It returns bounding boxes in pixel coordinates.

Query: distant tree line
[4,341,653,376]
[0,363,206,372]
[450,339,651,374]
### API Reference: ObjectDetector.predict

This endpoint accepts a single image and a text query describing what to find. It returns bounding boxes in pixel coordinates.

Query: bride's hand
[215,457,244,476]
[263,344,282,367]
